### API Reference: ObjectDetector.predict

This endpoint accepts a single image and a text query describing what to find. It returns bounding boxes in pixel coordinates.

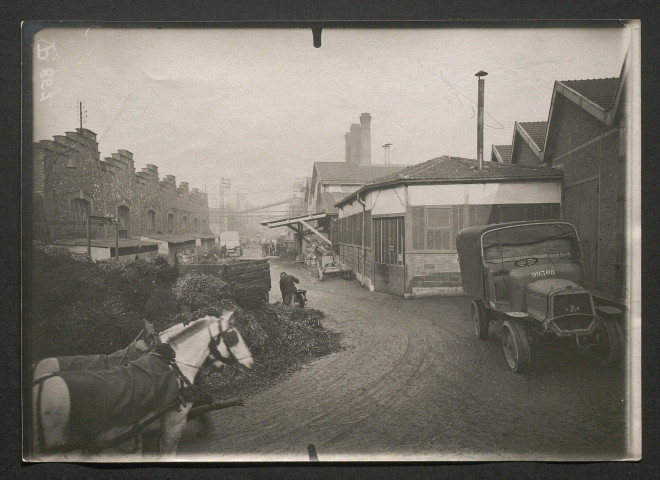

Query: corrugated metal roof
[518,121,548,150]
[492,145,513,163]
[53,238,159,248]
[140,234,199,244]
[559,77,619,110]
[314,162,408,183]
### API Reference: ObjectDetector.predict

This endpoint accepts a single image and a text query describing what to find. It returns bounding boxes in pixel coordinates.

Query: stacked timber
[180,259,271,295]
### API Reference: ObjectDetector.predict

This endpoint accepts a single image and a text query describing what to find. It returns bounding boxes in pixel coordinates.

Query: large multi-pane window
[412,203,560,251]
[338,211,371,247]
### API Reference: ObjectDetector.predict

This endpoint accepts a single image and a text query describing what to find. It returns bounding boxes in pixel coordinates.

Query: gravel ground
[176,250,630,462]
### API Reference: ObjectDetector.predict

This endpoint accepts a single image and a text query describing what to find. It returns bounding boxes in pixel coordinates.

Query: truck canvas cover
[457,221,578,298]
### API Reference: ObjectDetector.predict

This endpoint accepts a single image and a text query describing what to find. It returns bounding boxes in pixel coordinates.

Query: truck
[220,231,242,257]
[456,220,624,373]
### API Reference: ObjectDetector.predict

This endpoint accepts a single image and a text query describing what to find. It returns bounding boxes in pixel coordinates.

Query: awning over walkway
[260,212,329,229]
[261,212,334,248]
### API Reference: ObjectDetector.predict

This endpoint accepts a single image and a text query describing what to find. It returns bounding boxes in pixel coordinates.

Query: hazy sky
[33,27,628,207]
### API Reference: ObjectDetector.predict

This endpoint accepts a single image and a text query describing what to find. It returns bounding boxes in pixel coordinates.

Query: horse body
[32,340,151,380]
[30,312,253,461]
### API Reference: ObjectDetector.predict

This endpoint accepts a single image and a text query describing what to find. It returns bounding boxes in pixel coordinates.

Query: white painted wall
[371,186,406,215]
[409,182,561,206]
[339,181,560,217]
[327,184,360,194]
[338,198,363,217]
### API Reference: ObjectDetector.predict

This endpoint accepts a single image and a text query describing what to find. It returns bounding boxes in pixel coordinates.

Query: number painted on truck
[531,269,556,278]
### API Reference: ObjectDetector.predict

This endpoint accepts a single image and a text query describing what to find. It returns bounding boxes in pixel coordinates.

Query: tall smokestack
[382,143,392,165]
[345,132,351,162]
[349,123,361,164]
[475,71,488,169]
[359,113,372,165]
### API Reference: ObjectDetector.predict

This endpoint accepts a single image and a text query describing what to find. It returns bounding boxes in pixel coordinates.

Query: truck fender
[595,305,622,317]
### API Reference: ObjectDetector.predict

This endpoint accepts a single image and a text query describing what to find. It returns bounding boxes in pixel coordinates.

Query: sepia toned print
[25,24,640,462]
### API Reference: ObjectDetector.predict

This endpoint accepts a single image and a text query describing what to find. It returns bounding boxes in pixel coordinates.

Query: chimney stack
[349,123,361,164]
[345,132,351,162]
[475,71,488,169]
[382,143,392,165]
[359,113,372,165]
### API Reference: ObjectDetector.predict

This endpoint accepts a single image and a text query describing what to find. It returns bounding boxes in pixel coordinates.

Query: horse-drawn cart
[317,254,343,280]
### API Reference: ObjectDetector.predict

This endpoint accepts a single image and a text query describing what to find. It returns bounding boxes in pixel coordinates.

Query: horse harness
[32,323,244,455]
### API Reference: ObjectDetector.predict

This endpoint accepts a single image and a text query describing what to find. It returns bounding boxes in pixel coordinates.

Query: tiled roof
[336,156,562,207]
[492,145,512,163]
[314,162,408,183]
[559,77,619,110]
[518,121,548,150]
[367,156,562,184]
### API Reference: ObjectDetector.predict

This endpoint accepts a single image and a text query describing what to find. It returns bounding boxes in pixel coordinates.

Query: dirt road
[177,254,629,461]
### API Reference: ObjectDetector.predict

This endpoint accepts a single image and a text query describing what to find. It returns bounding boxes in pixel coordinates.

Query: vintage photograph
[24,23,641,462]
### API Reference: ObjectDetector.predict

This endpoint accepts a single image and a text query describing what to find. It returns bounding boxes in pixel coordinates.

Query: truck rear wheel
[501,319,531,373]
[590,318,624,367]
[471,299,490,340]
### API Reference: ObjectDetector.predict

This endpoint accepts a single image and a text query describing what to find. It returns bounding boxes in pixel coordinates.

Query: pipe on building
[357,193,366,286]
[475,71,488,169]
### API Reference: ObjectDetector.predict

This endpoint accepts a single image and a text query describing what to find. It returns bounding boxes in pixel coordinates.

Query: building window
[425,207,452,250]
[182,216,188,233]
[118,206,130,238]
[412,203,559,251]
[193,218,199,233]
[71,198,90,222]
[147,210,156,232]
[167,213,174,233]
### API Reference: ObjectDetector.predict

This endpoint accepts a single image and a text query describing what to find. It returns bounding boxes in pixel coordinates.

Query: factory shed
[334,156,563,297]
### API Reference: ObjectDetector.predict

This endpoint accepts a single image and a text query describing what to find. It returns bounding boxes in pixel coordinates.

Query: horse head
[165,312,254,381]
[204,311,255,373]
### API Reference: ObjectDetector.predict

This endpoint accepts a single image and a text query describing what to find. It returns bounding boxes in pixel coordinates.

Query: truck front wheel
[471,299,490,340]
[590,318,624,367]
[501,319,531,373]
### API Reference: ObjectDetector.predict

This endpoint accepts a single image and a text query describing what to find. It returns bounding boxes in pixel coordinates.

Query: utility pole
[220,177,231,232]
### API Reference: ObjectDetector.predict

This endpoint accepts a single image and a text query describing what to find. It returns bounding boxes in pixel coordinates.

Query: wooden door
[563,179,599,288]
[373,217,405,295]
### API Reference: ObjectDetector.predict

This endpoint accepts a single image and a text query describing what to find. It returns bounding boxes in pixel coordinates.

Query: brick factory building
[32,127,213,261]
[491,55,630,306]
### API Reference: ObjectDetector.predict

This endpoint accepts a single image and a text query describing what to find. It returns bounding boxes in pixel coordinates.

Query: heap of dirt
[29,246,342,398]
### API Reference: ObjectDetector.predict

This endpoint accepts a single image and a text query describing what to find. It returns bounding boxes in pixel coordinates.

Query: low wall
[339,243,374,289]
[409,252,463,296]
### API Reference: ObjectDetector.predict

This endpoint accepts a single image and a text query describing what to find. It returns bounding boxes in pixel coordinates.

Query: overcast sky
[33,27,628,207]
